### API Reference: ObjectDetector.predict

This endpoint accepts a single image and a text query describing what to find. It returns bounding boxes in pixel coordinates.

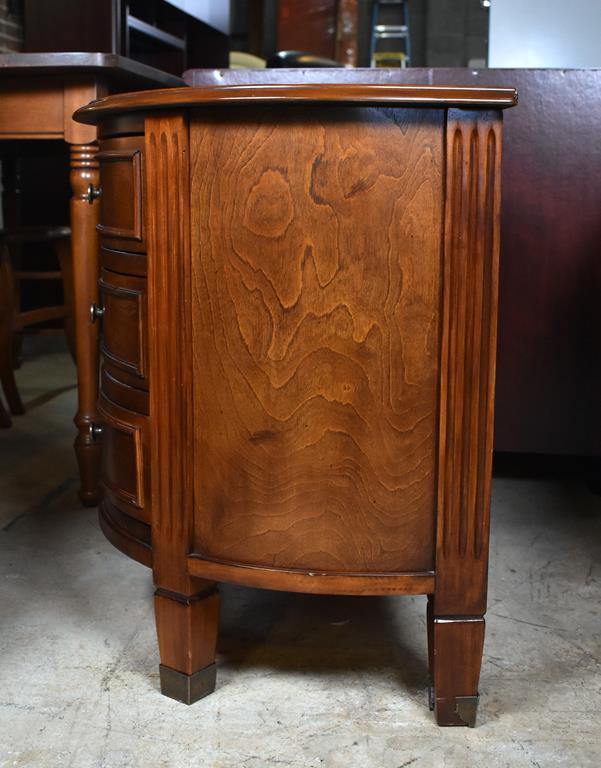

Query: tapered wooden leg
[154,585,220,704]
[69,144,101,506]
[428,614,484,727]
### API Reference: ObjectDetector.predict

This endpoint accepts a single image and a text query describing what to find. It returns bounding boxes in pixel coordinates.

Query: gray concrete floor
[1,341,600,768]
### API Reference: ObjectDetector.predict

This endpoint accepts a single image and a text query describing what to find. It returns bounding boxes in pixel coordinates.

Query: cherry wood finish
[75,83,515,725]
[189,106,443,575]
[77,83,517,122]
[428,611,486,727]
[99,268,148,387]
[97,137,146,253]
[0,53,182,504]
[97,392,150,521]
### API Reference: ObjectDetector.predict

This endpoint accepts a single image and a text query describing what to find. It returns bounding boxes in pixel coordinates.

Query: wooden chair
[0,226,73,427]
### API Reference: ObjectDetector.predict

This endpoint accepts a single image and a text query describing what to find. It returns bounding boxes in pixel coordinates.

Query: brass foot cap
[159,662,217,705]
[434,694,479,727]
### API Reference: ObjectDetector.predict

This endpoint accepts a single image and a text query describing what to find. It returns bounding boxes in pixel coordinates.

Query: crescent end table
[75,82,516,726]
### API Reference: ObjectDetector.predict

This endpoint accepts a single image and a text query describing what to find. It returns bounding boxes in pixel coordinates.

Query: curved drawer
[98,393,150,525]
[97,136,146,253]
[101,367,149,415]
[101,245,147,278]
[99,267,148,390]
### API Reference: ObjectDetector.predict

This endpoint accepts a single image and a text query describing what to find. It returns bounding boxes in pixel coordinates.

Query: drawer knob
[89,423,104,441]
[86,183,102,204]
[90,303,105,323]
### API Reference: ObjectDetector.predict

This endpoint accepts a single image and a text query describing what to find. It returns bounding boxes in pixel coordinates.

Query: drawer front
[101,367,149,415]
[101,245,147,278]
[100,268,148,389]
[97,136,146,253]
[98,393,150,524]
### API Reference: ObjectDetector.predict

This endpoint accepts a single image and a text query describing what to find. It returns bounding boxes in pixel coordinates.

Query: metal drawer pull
[90,303,105,323]
[88,423,104,441]
[86,184,102,204]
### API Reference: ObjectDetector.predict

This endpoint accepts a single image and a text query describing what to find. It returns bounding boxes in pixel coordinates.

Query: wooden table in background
[0,53,182,505]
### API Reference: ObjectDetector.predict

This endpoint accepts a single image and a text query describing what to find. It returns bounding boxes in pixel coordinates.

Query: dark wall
[231,0,489,68]
[0,0,24,52]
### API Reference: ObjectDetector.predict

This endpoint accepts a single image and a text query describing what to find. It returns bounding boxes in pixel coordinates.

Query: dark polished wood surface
[0,53,184,88]
[76,83,517,123]
[75,83,513,725]
[23,0,229,75]
[184,66,600,457]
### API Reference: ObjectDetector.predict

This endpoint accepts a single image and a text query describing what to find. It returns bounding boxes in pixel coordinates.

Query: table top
[0,53,184,89]
[74,82,518,124]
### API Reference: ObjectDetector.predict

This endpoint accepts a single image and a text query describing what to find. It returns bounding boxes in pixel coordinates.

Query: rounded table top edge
[73,83,518,125]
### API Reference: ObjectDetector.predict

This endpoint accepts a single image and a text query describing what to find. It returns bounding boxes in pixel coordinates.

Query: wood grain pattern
[434,110,502,616]
[190,106,444,574]
[0,79,64,138]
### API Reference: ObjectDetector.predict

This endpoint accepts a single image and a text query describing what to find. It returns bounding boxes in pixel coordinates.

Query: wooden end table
[75,82,517,725]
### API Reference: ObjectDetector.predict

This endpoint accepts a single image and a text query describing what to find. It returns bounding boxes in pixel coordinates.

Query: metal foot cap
[159,662,217,704]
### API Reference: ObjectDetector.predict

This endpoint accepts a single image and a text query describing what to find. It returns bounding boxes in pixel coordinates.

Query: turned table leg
[154,585,220,704]
[69,143,101,506]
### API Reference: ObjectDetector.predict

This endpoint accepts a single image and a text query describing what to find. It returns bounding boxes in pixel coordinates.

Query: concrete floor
[1,342,600,768]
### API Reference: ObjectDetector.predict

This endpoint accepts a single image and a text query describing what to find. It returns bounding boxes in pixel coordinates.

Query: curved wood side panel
[189,106,443,574]
[188,556,434,596]
[434,109,503,616]
[99,498,152,568]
